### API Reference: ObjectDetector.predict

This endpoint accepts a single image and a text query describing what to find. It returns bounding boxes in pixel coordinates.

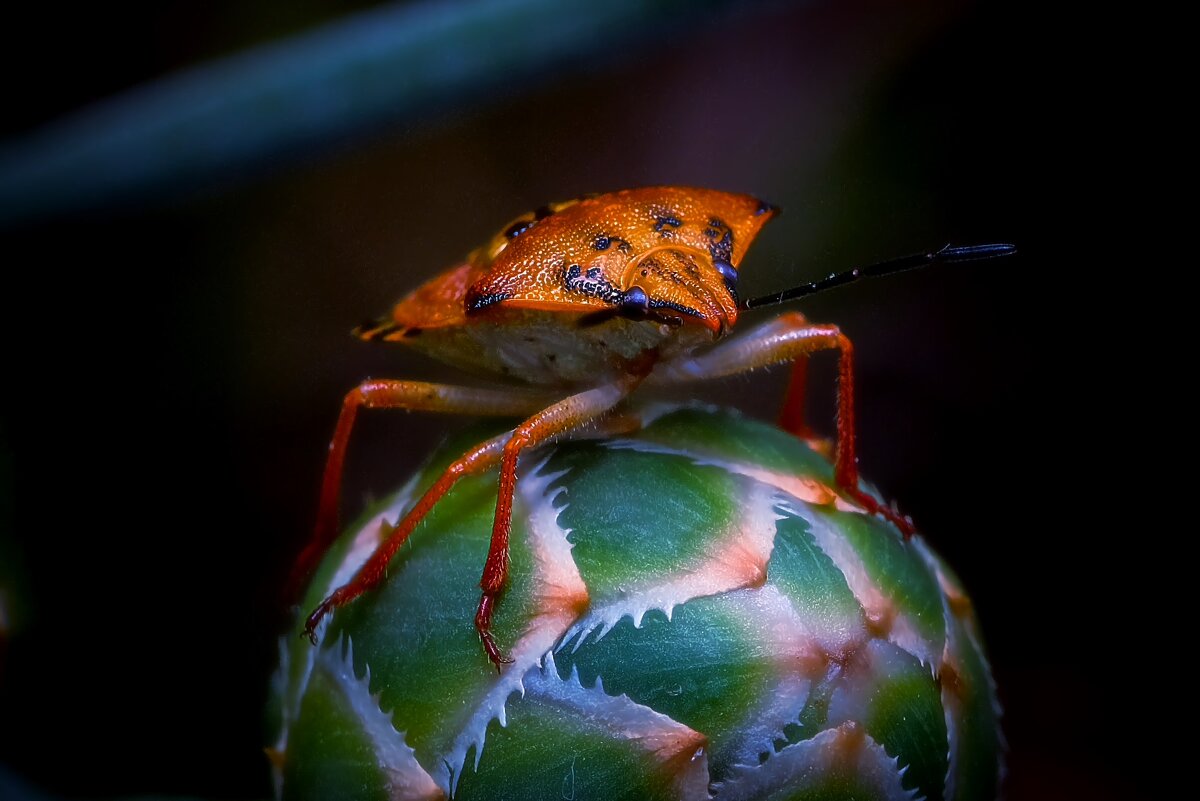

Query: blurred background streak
[0,0,1126,799]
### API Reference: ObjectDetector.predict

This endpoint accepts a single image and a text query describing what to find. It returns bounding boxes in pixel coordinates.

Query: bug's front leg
[474,375,644,669]
[651,311,915,537]
[303,430,511,642]
[289,380,554,600]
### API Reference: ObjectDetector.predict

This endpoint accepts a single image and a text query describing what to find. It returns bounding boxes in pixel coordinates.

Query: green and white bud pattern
[268,406,1001,800]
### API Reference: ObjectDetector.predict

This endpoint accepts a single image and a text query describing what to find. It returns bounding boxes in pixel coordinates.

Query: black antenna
[740,243,1016,311]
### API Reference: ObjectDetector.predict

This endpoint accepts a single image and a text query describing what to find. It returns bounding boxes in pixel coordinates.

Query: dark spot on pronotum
[547,353,557,362]
[598,234,633,254]
[712,232,733,263]
[533,205,554,221]
[653,213,683,234]
[564,262,623,303]
[704,217,734,263]
[504,219,535,239]
[755,199,779,216]
[466,291,514,312]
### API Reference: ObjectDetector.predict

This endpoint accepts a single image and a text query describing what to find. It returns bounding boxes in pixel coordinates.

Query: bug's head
[606,245,743,335]
[463,187,780,338]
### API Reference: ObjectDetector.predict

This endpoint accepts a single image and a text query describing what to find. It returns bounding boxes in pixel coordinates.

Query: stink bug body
[292,186,1013,668]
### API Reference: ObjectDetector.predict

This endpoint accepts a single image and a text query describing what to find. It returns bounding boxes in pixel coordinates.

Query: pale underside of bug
[294,186,922,668]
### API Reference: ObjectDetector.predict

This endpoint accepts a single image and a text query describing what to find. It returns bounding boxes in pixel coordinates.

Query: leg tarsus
[302,592,341,645]
[475,592,512,671]
[843,485,916,539]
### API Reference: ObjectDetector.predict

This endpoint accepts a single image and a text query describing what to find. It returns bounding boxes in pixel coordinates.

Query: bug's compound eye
[715,259,739,305]
[504,219,535,239]
[619,285,650,319]
[715,260,738,290]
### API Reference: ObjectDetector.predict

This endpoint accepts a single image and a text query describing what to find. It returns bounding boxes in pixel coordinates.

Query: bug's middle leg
[474,375,644,668]
[651,311,914,536]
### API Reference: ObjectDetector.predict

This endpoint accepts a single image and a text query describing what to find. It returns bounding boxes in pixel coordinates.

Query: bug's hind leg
[288,380,553,601]
[650,311,915,537]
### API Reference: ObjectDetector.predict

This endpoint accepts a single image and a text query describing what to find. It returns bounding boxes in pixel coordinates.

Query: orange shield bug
[291,186,1013,668]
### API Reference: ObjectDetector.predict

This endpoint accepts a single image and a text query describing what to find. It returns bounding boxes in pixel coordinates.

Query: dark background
[0,1,1128,798]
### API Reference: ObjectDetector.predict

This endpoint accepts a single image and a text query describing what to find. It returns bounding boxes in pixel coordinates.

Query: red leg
[288,380,552,600]
[304,377,642,667]
[303,432,509,642]
[650,312,915,537]
[778,354,812,438]
[473,376,643,668]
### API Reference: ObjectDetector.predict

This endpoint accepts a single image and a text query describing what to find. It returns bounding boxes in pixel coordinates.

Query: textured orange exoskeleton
[295,186,916,668]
